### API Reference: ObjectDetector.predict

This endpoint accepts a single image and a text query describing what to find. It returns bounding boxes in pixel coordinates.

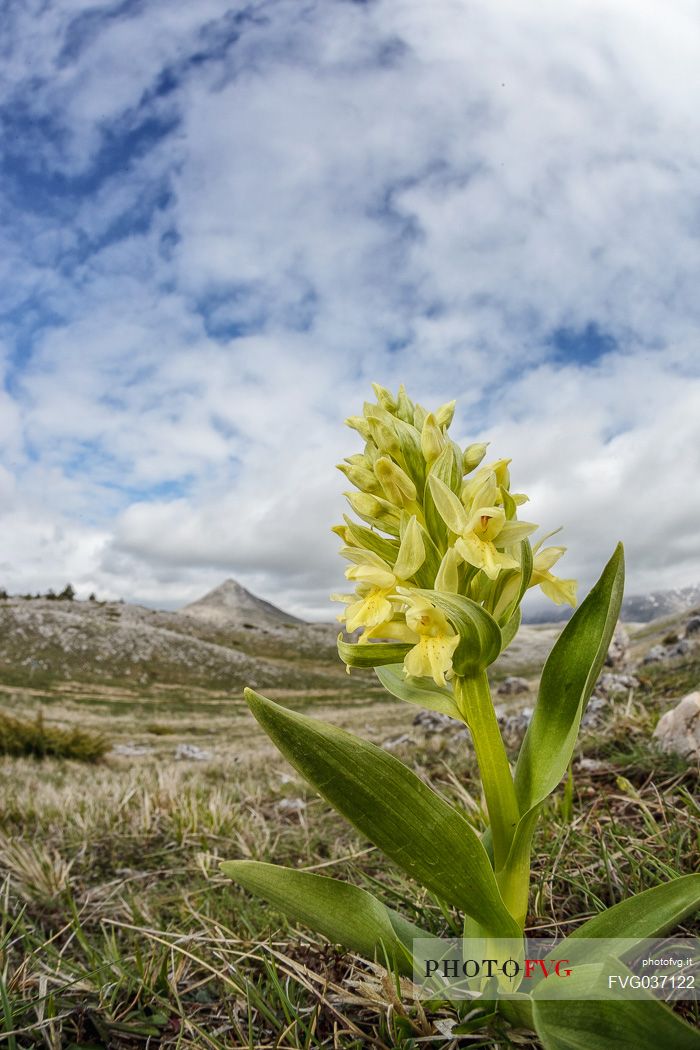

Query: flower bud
[337,462,382,494]
[395,383,414,423]
[463,442,489,474]
[345,490,401,529]
[367,417,401,457]
[374,456,417,507]
[434,399,456,429]
[413,403,428,430]
[420,413,445,464]
[345,415,372,441]
[371,383,397,413]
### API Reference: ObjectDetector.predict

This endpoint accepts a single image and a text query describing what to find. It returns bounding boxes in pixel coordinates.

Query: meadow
[0,617,698,1049]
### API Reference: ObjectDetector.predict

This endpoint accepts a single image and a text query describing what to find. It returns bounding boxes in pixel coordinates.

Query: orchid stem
[454,672,519,874]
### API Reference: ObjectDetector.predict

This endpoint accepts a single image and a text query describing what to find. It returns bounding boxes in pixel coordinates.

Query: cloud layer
[1,0,699,618]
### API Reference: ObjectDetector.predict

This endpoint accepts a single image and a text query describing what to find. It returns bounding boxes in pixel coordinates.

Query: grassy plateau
[0,604,698,1049]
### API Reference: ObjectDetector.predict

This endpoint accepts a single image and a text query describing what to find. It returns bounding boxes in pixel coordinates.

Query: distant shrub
[0,710,108,762]
[57,583,75,601]
[0,587,7,599]
[145,722,178,735]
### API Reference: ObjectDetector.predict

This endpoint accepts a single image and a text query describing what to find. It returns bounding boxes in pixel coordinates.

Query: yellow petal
[345,589,393,632]
[533,545,566,573]
[345,564,396,588]
[404,633,459,687]
[539,572,578,607]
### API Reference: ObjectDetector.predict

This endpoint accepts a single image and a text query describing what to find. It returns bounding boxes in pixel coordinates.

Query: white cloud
[0,0,698,618]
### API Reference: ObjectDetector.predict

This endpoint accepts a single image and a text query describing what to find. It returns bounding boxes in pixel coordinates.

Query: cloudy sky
[1,0,699,619]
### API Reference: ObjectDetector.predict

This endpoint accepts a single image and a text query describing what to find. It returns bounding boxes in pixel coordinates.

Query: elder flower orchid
[428,474,538,580]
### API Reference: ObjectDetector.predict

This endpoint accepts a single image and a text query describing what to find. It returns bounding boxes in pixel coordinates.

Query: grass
[0,711,108,762]
[0,645,698,1047]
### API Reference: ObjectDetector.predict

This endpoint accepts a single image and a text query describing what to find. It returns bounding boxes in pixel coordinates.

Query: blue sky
[1,0,699,617]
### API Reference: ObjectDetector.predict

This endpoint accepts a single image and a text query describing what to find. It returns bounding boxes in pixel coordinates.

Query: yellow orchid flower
[428,475,538,581]
[531,543,577,606]
[361,592,459,687]
[402,593,459,687]
[334,517,425,636]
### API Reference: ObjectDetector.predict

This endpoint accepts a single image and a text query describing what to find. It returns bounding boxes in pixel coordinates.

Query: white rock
[652,692,700,760]
[276,798,306,814]
[605,623,630,668]
[112,743,154,757]
[174,743,212,761]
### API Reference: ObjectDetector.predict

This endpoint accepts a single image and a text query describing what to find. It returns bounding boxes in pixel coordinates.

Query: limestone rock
[174,743,212,761]
[605,623,630,668]
[112,742,153,757]
[595,672,640,697]
[652,692,700,760]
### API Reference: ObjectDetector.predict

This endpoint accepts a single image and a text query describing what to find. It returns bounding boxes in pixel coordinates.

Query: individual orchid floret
[531,540,577,607]
[429,475,538,581]
[401,592,459,687]
[335,517,425,636]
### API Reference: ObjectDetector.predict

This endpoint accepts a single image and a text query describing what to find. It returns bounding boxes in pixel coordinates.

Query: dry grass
[0,645,698,1047]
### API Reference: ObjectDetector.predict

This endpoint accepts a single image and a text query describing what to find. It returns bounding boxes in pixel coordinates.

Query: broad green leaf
[220,860,426,973]
[500,544,625,925]
[532,964,700,1050]
[243,689,521,938]
[562,873,700,958]
[337,635,411,668]
[515,543,625,813]
[375,663,462,719]
[497,994,535,1030]
[414,589,502,676]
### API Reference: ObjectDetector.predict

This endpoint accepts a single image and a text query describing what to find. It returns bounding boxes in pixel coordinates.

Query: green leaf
[562,873,700,956]
[532,965,700,1050]
[220,860,426,972]
[414,589,502,676]
[337,635,411,668]
[515,543,625,813]
[375,663,462,719]
[499,544,625,925]
[243,689,521,937]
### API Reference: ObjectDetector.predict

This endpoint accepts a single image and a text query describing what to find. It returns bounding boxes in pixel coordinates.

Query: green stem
[454,672,519,873]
